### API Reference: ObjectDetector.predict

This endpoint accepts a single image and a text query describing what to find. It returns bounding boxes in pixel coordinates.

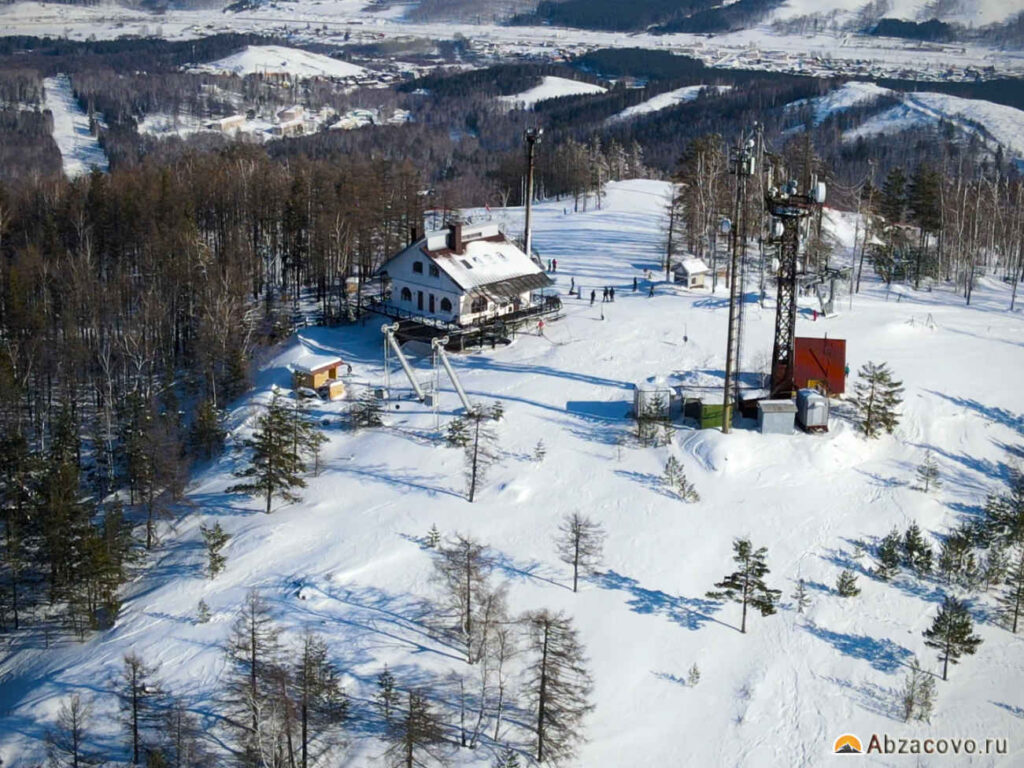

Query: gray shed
[757,399,797,435]
[796,388,829,432]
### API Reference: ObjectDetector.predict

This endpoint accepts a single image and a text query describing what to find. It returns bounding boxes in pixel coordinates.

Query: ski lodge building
[377,222,554,327]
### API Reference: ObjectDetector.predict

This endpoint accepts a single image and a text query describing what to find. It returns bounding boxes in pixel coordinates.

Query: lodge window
[429,264,440,277]
[441,297,453,313]
[461,259,473,269]
[412,261,423,274]
[471,296,487,313]
[400,287,412,302]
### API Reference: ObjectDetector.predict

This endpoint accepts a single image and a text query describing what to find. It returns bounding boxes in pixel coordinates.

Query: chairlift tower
[766,181,825,399]
[523,128,543,261]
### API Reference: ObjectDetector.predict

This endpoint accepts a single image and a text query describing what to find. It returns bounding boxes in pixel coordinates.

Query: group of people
[546,258,558,272]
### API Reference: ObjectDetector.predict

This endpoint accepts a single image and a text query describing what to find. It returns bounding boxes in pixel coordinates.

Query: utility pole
[523,127,542,260]
[721,132,756,434]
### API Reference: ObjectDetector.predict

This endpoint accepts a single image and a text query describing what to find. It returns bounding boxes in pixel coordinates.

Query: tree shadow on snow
[924,390,1024,436]
[612,470,679,500]
[334,463,463,500]
[489,548,564,589]
[804,622,914,673]
[825,676,902,721]
[992,701,1024,719]
[909,440,1014,485]
[597,570,727,632]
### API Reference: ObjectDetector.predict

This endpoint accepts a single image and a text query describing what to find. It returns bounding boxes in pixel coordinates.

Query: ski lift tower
[523,127,542,261]
[766,180,826,399]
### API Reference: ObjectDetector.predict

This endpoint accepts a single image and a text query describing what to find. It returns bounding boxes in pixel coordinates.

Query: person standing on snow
[633,276,638,292]
[610,287,615,302]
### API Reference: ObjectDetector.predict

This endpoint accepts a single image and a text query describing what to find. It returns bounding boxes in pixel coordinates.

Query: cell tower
[765,180,826,399]
[523,127,543,259]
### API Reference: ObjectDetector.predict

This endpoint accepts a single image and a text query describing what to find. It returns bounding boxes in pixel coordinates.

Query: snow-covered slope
[195,44,367,79]
[2,181,1023,767]
[788,80,1024,161]
[771,0,1019,26]
[606,85,732,124]
[43,74,108,178]
[498,76,607,109]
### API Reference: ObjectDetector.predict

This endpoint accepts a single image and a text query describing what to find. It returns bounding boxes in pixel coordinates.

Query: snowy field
[2,181,1024,766]
[43,74,109,178]
[498,76,607,109]
[192,44,368,79]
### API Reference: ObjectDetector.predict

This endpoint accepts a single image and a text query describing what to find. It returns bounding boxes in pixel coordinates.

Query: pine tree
[426,524,441,549]
[200,522,229,578]
[900,657,936,722]
[228,390,307,514]
[791,578,811,613]
[663,456,699,502]
[349,390,384,430]
[156,698,213,768]
[923,596,983,680]
[224,588,281,756]
[189,398,226,460]
[852,361,903,438]
[707,538,781,633]
[981,470,1024,549]
[494,745,521,768]
[836,570,861,597]
[937,529,977,588]
[384,689,445,768]
[916,451,941,492]
[997,545,1024,633]
[902,522,934,576]
[687,663,701,687]
[981,541,1009,591]
[376,664,399,725]
[196,599,211,624]
[489,400,505,421]
[880,165,907,223]
[433,534,492,662]
[875,528,902,580]
[117,652,163,764]
[555,512,605,593]
[525,610,594,765]
[445,416,471,448]
[532,440,547,463]
[292,631,348,768]
[46,694,98,768]
[464,412,498,503]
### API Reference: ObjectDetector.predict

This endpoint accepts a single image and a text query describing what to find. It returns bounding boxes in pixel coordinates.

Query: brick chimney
[448,222,464,254]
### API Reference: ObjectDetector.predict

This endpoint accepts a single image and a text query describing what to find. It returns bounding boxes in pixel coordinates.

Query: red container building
[793,337,847,396]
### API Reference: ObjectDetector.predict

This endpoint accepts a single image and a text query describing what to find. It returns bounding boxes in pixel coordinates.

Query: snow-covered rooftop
[415,224,551,293]
[291,351,343,374]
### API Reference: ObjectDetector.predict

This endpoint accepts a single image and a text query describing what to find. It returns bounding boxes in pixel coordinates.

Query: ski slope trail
[2,181,1024,767]
[43,74,108,178]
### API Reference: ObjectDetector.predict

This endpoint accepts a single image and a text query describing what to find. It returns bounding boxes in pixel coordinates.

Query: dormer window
[412,261,424,274]
[461,259,473,269]
[429,264,440,277]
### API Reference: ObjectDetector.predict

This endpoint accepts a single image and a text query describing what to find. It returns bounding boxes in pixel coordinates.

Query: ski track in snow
[2,181,1024,766]
[43,74,108,178]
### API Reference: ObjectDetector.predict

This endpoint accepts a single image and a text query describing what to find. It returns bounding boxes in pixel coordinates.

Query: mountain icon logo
[834,734,863,754]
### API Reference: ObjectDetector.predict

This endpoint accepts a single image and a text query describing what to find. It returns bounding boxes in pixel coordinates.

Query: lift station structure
[765,181,825,399]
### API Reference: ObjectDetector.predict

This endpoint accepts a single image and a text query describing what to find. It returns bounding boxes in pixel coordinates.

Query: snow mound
[499,76,607,109]
[196,45,366,79]
[607,85,731,124]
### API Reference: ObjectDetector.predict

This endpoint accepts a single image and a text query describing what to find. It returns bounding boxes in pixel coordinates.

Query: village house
[291,351,348,400]
[206,114,247,134]
[378,222,553,326]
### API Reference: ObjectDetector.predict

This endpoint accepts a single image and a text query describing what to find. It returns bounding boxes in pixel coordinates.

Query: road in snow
[43,74,108,179]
